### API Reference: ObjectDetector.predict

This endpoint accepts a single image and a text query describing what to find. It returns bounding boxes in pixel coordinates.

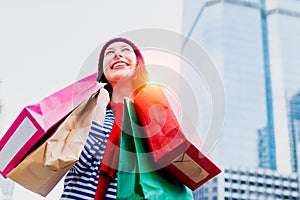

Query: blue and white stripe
[61,109,117,200]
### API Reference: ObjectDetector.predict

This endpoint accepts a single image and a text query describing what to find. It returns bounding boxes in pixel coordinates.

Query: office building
[183,0,300,174]
[193,166,299,200]
[287,91,300,173]
[257,127,273,170]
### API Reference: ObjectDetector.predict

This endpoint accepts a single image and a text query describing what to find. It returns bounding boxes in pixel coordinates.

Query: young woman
[60,37,148,200]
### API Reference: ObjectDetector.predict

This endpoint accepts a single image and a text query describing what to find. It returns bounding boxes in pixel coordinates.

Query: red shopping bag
[133,84,221,190]
[0,73,103,177]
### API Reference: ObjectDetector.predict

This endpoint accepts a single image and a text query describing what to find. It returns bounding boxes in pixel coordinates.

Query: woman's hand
[92,88,110,125]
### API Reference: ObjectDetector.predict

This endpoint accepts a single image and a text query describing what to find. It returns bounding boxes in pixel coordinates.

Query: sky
[0,1,183,199]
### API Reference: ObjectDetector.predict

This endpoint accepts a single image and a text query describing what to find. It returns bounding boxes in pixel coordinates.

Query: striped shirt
[61,109,117,200]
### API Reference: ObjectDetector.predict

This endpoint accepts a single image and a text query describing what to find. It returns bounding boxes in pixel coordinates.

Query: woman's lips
[111,61,129,69]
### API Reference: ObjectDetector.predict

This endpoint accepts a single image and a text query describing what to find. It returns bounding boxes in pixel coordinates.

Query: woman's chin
[110,71,135,81]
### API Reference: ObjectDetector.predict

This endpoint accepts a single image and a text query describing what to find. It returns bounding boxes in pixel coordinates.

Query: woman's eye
[105,50,114,56]
[122,47,131,52]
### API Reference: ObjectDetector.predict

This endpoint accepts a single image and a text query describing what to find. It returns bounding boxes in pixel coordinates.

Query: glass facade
[183,0,267,169]
[257,127,273,169]
[260,0,277,171]
[193,166,299,200]
[183,0,300,176]
[266,1,300,173]
[288,92,300,173]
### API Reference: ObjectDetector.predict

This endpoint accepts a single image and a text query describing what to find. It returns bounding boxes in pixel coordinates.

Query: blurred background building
[0,81,15,200]
[182,0,300,199]
[194,166,299,200]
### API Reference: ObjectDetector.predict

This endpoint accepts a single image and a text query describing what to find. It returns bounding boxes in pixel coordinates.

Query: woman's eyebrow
[106,47,114,51]
[121,45,131,48]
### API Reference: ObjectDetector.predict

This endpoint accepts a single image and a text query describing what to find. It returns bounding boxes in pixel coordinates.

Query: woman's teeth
[112,62,127,69]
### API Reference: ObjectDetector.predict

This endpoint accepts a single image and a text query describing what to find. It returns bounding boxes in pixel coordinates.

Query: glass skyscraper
[182,0,300,176]
[288,92,300,173]
[264,0,300,174]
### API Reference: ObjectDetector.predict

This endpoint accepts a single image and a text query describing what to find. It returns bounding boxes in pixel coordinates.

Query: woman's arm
[69,120,108,174]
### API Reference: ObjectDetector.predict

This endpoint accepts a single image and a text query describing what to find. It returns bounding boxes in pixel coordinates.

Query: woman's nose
[114,50,123,58]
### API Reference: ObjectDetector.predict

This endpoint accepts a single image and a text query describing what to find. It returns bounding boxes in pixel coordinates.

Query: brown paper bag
[7,88,109,197]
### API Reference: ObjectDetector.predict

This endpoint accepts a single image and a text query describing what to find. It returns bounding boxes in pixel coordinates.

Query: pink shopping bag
[0,73,103,177]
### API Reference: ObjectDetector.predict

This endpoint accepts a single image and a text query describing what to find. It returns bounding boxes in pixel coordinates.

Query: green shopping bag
[117,98,193,200]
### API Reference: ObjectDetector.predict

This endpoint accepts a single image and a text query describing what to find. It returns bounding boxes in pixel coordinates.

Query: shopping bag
[116,98,193,200]
[133,84,221,191]
[133,84,187,165]
[7,88,110,197]
[0,73,102,177]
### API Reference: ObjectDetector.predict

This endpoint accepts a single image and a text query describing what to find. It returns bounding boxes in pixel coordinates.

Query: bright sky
[0,1,183,199]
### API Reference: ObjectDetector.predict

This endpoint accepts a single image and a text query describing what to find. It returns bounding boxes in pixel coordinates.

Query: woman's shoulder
[132,83,173,105]
[133,83,163,97]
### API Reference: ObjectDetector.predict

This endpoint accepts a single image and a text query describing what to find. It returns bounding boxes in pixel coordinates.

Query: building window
[204,187,209,193]
[282,177,288,181]
[213,187,217,192]
[257,174,263,178]
[292,188,298,191]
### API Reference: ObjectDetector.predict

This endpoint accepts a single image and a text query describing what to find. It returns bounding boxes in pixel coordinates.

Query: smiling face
[102,41,137,86]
